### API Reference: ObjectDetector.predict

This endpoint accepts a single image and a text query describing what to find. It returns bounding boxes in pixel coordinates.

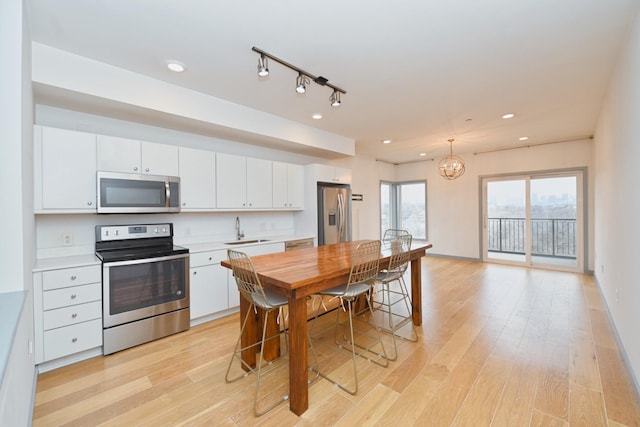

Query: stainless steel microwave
[97,171,180,213]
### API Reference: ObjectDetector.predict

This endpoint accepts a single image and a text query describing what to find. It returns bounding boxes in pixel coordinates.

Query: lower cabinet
[33,264,103,364]
[189,249,230,320]
[189,242,285,320]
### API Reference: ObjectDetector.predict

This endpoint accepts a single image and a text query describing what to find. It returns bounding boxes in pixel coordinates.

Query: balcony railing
[487,218,576,259]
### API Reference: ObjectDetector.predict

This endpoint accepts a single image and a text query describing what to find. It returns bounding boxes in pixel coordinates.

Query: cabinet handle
[182,202,186,206]
[87,201,93,206]
[193,271,197,275]
[72,313,78,318]
[72,337,78,343]
[133,166,138,171]
[70,275,77,280]
[70,294,77,299]
[145,168,150,173]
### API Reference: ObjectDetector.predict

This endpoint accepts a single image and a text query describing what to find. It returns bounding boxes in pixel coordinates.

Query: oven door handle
[102,252,189,268]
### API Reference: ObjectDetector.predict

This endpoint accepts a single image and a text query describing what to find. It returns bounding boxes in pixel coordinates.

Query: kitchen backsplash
[36,211,296,259]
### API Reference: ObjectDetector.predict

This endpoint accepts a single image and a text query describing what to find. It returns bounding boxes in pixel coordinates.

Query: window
[380,180,427,240]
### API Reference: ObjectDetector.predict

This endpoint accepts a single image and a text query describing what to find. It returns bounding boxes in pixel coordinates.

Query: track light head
[296,73,309,94]
[330,90,341,107]
[257,55,269,77]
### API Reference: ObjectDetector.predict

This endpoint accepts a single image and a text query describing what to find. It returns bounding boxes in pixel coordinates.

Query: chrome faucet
[235,216,244,240]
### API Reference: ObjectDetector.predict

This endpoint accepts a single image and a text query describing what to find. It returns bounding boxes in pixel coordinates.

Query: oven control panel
[97,223,173,241]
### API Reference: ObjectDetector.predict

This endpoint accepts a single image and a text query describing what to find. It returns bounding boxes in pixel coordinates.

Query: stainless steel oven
[96,223,189,355]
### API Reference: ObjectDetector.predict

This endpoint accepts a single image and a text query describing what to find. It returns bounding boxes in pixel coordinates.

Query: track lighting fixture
[252,46,346,107]
[296,73,309,94]
[257,54,269,77]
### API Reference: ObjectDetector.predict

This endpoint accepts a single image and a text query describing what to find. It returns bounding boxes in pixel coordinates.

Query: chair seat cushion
[320,282,370,299]
[377,270,404,282]
[251,288,288,309]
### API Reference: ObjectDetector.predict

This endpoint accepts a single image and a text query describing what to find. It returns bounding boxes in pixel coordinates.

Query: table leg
[287,294,308,415]
[410,257,422,326]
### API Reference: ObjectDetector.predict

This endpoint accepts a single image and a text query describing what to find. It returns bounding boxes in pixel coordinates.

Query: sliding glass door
[483,171,583,271]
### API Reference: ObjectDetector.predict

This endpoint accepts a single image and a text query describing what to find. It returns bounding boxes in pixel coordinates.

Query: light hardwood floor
[33,257,640,426]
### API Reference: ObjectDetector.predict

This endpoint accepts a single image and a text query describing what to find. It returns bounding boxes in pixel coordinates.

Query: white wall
[343,139,594,268]
[593,6,640,386]
[0,0,36,425]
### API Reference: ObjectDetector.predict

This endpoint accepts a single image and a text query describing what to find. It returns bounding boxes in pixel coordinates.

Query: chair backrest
[386,233,412,274]
[382,228,411,248]
[227,249,271,308]
[347,240,381,289]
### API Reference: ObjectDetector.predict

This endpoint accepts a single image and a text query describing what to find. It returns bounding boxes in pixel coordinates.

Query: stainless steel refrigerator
[317,183,352,245]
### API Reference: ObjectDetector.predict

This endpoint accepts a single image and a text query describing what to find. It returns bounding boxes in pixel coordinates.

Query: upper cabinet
[35,125,305,213]
[273,161,304,209]
[97,135,179,176]
[34,126,97,212]
[179,147,216,210]
[247,157,273,208]
[310,163,352,184]
[216,153,272,209]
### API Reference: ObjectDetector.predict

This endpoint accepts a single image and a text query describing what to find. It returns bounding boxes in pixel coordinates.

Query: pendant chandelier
[438,138,465,180]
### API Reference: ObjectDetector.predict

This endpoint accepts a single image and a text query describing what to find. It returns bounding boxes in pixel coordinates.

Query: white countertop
[33,235,315,269]
[180,234,315,253]
[33,254,101,272]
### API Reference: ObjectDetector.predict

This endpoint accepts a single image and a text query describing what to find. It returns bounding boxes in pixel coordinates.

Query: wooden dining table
[221,239,432,416]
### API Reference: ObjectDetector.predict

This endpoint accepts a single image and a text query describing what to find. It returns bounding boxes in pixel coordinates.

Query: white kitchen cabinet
[216,153,246,208]
[246,157,273,208]
[310,163,352,184]
[216,153,272,209]
[33,264,103,364]
[272,162,304,209]
[189,250,229,319]
[34,126,97,212]
[179,147,216,210]
[97,135,179,176]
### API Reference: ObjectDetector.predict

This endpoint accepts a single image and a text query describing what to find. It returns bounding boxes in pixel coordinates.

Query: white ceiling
[27,0,638,164]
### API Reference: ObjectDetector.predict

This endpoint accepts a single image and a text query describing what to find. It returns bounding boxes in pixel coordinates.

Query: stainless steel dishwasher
[284,238,315,251]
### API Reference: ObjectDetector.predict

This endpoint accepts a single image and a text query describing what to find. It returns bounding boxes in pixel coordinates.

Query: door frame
[479,167,587,273]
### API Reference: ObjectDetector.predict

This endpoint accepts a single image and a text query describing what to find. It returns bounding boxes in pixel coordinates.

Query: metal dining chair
[373,230,418,360]
[224,249,293,416]
[309,240,389,395]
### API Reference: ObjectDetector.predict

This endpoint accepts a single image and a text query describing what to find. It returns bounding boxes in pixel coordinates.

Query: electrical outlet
[62,233,73,246]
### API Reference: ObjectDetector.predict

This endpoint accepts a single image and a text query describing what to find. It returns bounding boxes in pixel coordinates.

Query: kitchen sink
[224,239,270,245]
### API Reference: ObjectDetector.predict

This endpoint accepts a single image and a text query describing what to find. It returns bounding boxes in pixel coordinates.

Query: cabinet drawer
[43,301,102,331]
[190,250,226,267]
[43,319,103,361]
[43,283,102,310]
[43,265,101,290]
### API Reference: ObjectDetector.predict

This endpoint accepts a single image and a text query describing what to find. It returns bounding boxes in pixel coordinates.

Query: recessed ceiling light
[312,113,322,120]
[166,60,186,73]
[519,136,529,141]
[419,152,427,156]
[382,139,392,144]
[502,113,515,119]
